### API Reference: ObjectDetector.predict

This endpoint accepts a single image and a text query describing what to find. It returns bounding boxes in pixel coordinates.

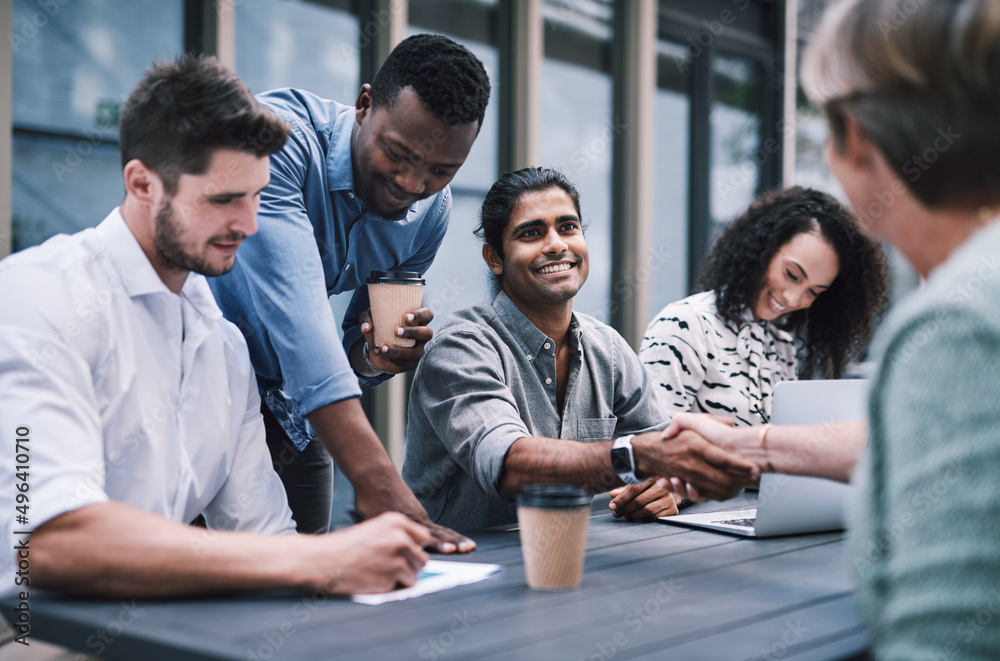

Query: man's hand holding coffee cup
[358,306,434,374]
[352,270,431,376]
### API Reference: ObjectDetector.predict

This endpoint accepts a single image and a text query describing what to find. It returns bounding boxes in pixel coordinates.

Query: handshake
[608,414,864,521]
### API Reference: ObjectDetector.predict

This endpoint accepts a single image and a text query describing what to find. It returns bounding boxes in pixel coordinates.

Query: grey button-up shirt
[402,291,670,531]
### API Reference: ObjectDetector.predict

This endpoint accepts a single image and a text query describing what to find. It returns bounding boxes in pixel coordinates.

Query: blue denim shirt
[209,89,451,449]
[402,292,670,531]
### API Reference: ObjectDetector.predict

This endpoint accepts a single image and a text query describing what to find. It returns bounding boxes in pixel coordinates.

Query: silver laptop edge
[659,379,868,538]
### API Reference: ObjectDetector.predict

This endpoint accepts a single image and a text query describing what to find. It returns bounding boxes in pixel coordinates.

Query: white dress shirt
[0,209,295,590]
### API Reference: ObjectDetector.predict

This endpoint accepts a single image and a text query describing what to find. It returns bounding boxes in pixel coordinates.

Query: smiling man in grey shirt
[403,168,757,531]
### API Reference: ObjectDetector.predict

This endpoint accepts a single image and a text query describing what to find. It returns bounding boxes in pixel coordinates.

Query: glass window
[408,1,500,327]
[236,0,359,103]
[709,53,763,232]
[541,0,614,323]
[237,0,361,335]
[11,0,183,252]
[650,39,692,316]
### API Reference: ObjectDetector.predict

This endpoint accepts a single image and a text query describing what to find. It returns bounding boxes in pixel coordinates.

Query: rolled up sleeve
[234,126,362,416]
[0,266,111,578]
[413,328,530,496]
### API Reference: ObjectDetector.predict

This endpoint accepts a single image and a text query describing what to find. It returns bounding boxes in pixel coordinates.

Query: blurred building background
[0,0,916,463]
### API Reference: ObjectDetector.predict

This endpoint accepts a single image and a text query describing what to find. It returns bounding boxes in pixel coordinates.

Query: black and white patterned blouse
[639,291,798,427]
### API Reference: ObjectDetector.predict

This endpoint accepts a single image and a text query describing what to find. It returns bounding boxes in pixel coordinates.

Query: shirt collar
[325,104,358,194]
[93,207,222,321]
[491,291,580,358]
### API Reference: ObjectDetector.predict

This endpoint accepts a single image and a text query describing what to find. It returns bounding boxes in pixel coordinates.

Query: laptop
[658,378,868,538]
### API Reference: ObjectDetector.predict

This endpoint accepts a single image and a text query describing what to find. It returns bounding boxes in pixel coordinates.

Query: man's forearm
[307,398,427,520]
[497,437,619,500]
[308,398,398,485]
[498,429,755,503]
[31,502,306,598]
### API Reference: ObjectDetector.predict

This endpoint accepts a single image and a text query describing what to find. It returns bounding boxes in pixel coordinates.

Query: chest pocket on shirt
[576,417,617,441]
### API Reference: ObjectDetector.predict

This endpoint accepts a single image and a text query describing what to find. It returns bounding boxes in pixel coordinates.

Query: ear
[482,243,503,276]
[840,113,877,171]
[355,83,373,125]
[122,159,163,207]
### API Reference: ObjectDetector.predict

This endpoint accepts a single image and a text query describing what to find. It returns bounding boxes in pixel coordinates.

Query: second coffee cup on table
[516,484,591,591]
[366,271,425,348]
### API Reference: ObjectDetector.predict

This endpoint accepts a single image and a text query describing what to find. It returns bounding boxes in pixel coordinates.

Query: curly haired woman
[639,186,889,426]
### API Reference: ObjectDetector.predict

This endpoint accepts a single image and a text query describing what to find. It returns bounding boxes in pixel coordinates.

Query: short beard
[153,199,240,278]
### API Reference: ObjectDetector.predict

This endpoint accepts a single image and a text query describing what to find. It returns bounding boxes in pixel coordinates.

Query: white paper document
[351,560,503,606]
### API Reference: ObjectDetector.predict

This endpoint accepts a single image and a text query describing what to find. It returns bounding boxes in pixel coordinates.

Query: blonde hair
[802,0,1000,209]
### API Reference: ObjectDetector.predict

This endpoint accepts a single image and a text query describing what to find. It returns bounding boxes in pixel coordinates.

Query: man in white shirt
[0,55,429,599]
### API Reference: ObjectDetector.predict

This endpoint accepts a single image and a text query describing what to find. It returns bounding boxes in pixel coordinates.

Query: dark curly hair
[697,186,889,378]
[371,33,491,131]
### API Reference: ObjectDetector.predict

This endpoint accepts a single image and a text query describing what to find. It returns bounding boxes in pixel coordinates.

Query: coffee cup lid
[517,484,591,509]
[366,270,425,285]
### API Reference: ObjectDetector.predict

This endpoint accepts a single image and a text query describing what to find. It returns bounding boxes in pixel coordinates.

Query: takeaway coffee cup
[516,484,591,590]
[366,271,426,348]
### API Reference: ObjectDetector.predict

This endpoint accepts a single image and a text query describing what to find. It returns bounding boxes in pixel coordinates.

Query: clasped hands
[609,414,760,519]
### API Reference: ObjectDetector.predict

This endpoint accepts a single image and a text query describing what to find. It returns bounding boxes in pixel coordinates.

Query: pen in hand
[753,404,770,424]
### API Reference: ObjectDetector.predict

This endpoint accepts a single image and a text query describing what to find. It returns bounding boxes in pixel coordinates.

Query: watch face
[611,447,632,473]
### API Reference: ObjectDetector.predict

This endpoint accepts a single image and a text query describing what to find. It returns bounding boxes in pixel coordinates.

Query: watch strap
[611,434,641,485]
[362,341,385,376]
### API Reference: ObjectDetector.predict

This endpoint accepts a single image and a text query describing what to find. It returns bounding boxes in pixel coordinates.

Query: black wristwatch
[611,434,641,484]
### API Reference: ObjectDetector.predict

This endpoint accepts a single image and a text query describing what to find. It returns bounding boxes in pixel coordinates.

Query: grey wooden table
[2,494,868,660]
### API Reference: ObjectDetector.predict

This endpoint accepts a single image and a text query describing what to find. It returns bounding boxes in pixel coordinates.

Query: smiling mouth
[211,240,243,254]
[536,262,574,275]
[768,293,789,313]
[382,181,417,207]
